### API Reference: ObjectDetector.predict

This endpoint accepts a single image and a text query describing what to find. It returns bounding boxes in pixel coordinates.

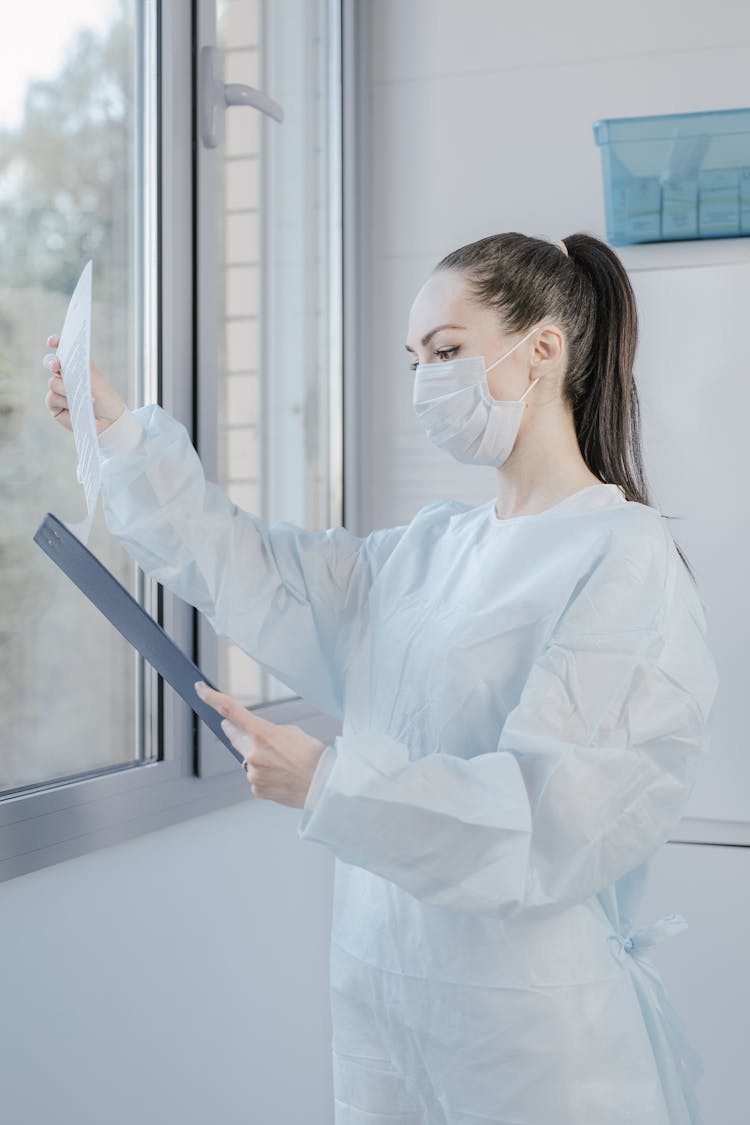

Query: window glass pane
[0,0,150,792]
[214,0,338,707]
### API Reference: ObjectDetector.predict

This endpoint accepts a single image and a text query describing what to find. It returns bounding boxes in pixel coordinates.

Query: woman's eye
[408,346,459,372]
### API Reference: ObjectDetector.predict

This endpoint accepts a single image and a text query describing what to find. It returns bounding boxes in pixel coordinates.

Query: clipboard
[33,512,244,765]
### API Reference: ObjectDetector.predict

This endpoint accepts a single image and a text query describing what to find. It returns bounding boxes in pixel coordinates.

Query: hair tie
[552,238,569,257]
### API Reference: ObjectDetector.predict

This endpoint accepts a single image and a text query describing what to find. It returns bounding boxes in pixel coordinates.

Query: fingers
[43,336,72,430]
[220,717,256,757]
[193,681,277,737]
[194,681,270,794]
[193,681,248,725]
[222,716,261,793]
[193,682,284,796]
[43,338,61,390]
[45,389,68,413]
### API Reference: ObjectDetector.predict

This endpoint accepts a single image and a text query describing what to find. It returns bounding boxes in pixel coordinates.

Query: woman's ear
[535,326,564,368]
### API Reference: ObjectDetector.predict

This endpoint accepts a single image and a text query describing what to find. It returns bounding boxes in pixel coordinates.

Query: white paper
[56,259,99,544]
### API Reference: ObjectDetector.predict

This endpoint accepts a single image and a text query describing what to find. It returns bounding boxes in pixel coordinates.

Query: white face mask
[412,323,542,467]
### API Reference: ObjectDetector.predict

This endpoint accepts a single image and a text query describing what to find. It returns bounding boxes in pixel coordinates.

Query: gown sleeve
[297,519,720,917]
[96,404,407,719]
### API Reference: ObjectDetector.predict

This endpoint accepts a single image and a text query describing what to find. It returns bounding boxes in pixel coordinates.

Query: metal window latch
[199,45,284,149]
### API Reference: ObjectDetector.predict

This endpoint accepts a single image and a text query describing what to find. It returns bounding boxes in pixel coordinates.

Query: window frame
[0,0,352,881]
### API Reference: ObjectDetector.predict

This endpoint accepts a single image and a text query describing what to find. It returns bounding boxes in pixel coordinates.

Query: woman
[44,231,718,1124]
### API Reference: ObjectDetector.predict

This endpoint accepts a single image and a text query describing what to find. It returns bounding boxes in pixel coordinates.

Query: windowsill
[0,695,342,883]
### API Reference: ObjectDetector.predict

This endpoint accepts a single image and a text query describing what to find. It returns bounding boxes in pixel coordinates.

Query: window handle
[199,45,284,149]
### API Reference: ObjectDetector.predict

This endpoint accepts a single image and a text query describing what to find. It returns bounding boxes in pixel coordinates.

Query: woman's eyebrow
[404,324,467,353]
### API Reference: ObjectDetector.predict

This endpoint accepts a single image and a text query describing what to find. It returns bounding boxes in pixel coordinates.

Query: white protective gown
[98,404,719,1125]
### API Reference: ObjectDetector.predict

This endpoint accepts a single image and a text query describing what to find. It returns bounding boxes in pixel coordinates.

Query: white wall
[366,2,750,1122]
[0,797,334,1125]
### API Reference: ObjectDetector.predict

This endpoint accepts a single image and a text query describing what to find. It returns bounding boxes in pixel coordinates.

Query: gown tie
[607,912,705,1124]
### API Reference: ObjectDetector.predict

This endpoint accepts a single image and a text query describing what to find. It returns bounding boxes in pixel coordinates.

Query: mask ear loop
[485,322,541,375]
[519,376,541,401]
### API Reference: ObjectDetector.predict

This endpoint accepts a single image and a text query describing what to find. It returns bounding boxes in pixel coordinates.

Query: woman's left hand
[194,681,327,808]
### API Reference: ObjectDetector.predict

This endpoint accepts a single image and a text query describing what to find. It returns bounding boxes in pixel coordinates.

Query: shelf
[612,236,750,272]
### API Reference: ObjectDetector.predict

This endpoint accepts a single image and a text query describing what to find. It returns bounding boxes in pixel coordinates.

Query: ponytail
[435,230,696,583]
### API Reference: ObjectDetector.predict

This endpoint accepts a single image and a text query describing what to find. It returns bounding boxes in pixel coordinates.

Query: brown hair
[434,230,695,582]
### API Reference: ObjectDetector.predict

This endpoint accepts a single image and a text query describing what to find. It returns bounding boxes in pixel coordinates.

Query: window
[0,0,346,879]
[0,0,149,794]
[200,0,342,715]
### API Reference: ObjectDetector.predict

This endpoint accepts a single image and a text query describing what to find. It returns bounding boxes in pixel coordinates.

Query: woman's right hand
[43,333,128,435]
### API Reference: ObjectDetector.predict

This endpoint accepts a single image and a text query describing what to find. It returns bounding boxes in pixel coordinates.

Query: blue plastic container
[592,107,750,245]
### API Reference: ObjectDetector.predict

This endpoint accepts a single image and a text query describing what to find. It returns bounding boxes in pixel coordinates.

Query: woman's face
[405,269,563,401]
